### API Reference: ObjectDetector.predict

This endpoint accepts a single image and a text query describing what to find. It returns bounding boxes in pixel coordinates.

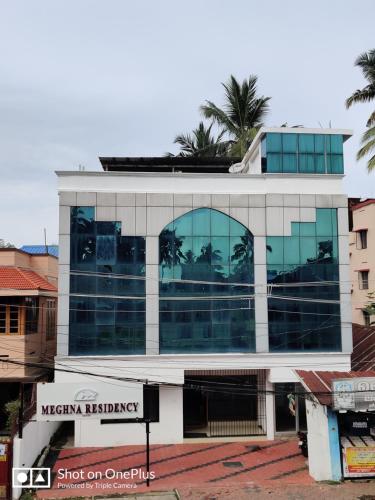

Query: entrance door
[275,383,306,433]
[183,386,208,436]
[183,374,266,437]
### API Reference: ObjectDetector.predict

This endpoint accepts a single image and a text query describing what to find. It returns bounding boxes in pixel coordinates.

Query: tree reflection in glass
[159,208,255,354]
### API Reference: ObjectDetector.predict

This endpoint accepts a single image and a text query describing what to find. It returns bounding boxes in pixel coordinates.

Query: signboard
[332,377,375,411]
[342,446,375,478]
[37,382,143,421]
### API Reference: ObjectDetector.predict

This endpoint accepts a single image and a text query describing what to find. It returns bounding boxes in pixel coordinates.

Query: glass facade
[69,206,146,355]
[267,208,341,352]
[261,133,344,174]
[159,208,255,353]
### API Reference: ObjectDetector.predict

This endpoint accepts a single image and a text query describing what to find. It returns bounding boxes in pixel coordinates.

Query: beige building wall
[350,201,375,325]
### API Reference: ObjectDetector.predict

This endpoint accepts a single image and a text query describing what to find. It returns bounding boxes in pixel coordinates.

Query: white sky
[0,0,374,246]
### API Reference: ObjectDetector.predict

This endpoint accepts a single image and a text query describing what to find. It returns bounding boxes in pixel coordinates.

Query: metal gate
[0,438,12,500]
[184,370,267,438]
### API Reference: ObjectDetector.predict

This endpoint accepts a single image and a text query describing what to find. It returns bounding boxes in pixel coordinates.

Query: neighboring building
[351,323,375,371]
[297,369,375,482]
[54,127,353,446]
[20,245,59,258]
[0,247,57,434]
[349,199,375,325]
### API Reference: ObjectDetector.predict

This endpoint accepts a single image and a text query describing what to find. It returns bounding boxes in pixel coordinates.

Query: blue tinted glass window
[299,135,314,153]
[267,133,282,153]
[282,154,297,173]
[267,208,341,352]
[267,153,282,172]
[284,237,300,265]
[314,135,325,154]
[328,155,344,174]
[300,222,316,237]
[160,209,255,354]
[291,222,300,236]
[300,237,317,263]
[316,209,333,236]
[70,207,95,234]
[266,237,283,264]
[299,154,315,173]
[69,206,146,355]
[264,133,345,176]
[211,210,230,236]
[282,134,298,153]
[192,208,210,235]
[174,211,192,236]
[330,135,343,154]
[315,154,326,173]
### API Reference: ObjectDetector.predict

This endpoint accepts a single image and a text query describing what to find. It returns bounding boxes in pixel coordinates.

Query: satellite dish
[229,162,245,173]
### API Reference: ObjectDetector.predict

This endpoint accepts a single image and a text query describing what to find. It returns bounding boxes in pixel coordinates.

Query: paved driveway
[37,439,312,499]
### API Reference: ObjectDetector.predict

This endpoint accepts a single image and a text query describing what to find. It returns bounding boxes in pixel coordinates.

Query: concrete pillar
[327,409,342,481]
[265,378,275,440]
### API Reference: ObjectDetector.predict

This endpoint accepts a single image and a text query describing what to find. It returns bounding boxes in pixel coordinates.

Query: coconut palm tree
[172,122,228,157]
[200,75,271,157]
[346,49,375,124]
[346,49,375,172]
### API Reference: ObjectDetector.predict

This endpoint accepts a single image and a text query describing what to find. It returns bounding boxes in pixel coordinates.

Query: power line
[1,357,374,400]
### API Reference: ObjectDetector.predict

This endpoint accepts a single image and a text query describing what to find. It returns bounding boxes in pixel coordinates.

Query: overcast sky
[0,0,374,247]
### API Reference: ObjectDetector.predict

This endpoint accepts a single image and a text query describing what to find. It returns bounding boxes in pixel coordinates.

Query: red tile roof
[296,370,375,406]
[0,267,57,292]
[351,323,375,371]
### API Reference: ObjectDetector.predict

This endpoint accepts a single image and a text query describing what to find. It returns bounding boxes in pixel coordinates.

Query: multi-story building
[55,127,353,446]
[0,247,57,433]
[349,199,375,325]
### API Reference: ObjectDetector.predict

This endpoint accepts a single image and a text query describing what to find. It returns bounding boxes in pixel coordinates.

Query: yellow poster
[344,447,375,477]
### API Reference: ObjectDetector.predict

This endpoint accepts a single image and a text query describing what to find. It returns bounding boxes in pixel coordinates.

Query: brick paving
[37,439,314,499]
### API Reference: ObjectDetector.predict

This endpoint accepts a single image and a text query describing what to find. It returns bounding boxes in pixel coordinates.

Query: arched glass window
[159,208,255,353]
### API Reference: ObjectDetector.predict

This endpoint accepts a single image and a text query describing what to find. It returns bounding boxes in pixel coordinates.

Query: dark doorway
[0,383,19,435]
[275,382,306,432]
[184,373,266,437]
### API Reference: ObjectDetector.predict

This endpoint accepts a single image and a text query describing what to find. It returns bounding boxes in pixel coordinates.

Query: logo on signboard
[74,389,98,401]
[333,377,375,411]
[333,380,355,410]
[12,468,51,489]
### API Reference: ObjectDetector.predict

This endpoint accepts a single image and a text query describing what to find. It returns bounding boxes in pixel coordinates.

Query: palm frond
[357,125,375,172]
[201,74,270,146]
[200,101,237,136]
[354,49,375,83]
[366,110,375,127]
[172,121,229,157]
[346,85,375,108]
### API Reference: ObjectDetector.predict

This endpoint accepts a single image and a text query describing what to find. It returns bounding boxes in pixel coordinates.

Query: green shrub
[5,399,20,432]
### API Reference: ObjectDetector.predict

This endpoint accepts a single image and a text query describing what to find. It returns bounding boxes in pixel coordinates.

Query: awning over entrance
[295,370,375,407]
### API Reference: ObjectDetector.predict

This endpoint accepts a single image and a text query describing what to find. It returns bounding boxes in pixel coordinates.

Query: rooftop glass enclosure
[261,133,344,174]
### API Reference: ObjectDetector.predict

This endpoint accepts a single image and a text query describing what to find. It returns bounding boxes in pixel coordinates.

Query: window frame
[356,230,368,250]
[0,304,23,335]
[45,299,56,340]
[359,270,369,290]
[363,310,371,327]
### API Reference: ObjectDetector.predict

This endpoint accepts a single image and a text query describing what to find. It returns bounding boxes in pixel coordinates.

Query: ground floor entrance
[275,383,307,433]
[183,370,267,438]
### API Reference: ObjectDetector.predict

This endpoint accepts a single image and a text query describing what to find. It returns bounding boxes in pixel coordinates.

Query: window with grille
[359,271,369,290]
[356,230,368,250]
